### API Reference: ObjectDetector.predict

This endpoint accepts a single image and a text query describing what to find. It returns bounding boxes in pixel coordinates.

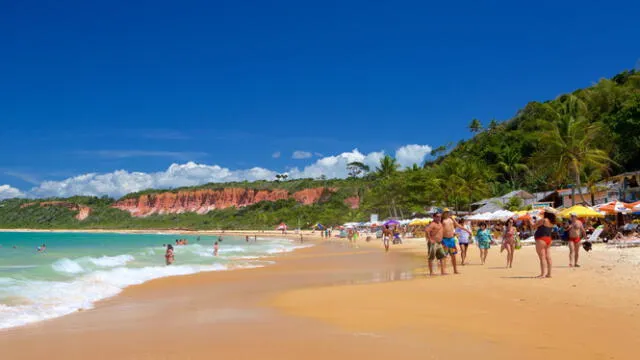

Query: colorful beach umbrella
[558,205,605,218]
[383,219,400,226]
[597,201,631,214]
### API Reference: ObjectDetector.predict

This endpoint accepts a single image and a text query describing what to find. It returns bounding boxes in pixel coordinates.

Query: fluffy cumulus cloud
[288,149,385,179]
[0,185,26,200]
[29,163,279,198]
[292,151,313,159]
[8,144,433,199]
[395,144,432,168]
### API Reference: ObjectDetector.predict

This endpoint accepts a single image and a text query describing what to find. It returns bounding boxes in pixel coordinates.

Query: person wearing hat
[441,208,472,274]
[568,212,587,267]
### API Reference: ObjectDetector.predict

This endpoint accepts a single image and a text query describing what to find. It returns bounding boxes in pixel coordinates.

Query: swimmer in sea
[165,245,175,265]
[37,244,46,252]
[214,241,219,256]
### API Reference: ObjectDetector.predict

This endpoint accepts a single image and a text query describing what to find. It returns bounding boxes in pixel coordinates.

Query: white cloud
[292,151,313,159]
[288,149,385,179]
[14,144,432,199]
[272,151,281,159]
[29,163,279,199]
[0,185,26,200]
[395,144,433,168]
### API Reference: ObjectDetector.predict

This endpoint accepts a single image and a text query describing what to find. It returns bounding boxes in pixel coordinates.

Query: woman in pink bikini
[502,218,516,268]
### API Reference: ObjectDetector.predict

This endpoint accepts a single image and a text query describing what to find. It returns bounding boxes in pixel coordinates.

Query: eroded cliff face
[21,201,92,221]
[113,187,333,217]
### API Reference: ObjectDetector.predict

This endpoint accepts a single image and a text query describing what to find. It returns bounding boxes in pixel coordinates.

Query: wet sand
[2,236,639,360]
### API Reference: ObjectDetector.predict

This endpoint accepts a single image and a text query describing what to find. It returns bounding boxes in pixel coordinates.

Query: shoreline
[3,232,639,359]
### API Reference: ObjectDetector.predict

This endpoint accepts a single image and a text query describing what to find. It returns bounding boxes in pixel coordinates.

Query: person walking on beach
[382,225,392,252]
[568,213,586,267]
[502,218,516,268]
[213,241,219,256]
[442,209,471,274]
[425,212,446,275]
[165,245,175,265]
[455,218,472,265]
[475,223,492,265]
[534,211,556,278]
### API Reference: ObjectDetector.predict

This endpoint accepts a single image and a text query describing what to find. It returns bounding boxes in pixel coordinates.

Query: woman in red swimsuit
[534,211,556,278]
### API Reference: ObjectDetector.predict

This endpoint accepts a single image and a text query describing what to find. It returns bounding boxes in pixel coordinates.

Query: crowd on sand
[421,208,591,278]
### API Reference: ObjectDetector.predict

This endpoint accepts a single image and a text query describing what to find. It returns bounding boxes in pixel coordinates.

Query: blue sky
[1,0,638,198]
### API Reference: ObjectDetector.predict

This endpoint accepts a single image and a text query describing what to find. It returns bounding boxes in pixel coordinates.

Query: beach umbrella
[383,219,400,226]
[315,223,325,230]
[559,205,605,219]
[276,223,288,230]
[597,201,631,215]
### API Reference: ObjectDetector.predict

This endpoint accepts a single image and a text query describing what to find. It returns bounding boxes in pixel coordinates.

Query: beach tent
[559,205,605,218]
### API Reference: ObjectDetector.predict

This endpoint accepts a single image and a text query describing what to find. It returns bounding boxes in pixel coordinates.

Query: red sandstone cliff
[113,187,335,217]
[21,201,92,220]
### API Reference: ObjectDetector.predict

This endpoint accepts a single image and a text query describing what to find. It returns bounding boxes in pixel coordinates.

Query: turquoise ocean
[0,231,310,330]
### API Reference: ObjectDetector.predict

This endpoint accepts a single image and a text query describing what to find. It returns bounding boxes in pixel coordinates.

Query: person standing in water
[425,212,446,275]
[213,241,219,256]
[502,218,517,268]
[568,213,586,267]
[455,218,472,265]
[165,245,175,265]
[534,211,556,278]
[441,209,471,274]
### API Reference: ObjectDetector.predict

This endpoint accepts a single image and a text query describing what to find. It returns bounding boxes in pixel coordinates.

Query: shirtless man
[568,213,587,267]
[425,213,445,275]
[441,209,472,274]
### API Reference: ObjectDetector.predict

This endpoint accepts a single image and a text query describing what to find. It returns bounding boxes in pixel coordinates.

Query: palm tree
[488,119,499,132]
[496,146,529,190]
[537,96,614,204]
[375,155,399,179]
[469,118,482,133]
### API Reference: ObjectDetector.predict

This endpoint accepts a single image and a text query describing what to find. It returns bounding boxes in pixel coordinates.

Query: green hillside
[1,69,638,229]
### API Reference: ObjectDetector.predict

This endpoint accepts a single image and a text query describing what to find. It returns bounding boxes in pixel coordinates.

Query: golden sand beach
[1,232,639,360]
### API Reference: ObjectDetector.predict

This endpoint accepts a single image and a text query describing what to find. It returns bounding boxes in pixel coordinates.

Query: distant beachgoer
[455,218,472,265]
[37,244,46,252]
[425,212,445,275]
[246,235,249,242]
[382,225,392,252]
[197,236,200,242]
[300,234,303,243]
[214,242,219,256]
[165,245,175,265]
[442,209,471,274]
[534,211,556,278]
[254,235,257,242]
[568,213,586,267]
[475,223,492,265]
[502,218,516,268]
[218,236,223,242]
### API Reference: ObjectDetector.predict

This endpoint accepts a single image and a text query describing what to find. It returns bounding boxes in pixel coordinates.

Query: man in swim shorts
[568,213,586,267]
[442,209,472,274]
[425,212,446,275]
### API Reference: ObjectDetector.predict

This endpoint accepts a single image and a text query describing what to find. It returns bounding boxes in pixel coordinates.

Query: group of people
[424,209,588,278]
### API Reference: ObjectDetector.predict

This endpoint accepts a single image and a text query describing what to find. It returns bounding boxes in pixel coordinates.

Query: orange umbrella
[598,201,631,214]
[624,201,640,209]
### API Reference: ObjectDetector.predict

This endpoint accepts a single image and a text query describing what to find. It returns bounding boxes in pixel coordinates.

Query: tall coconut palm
[537,96,614,204]
[469,118,482,133]
[496,146,529,190]
[375,155,399,179]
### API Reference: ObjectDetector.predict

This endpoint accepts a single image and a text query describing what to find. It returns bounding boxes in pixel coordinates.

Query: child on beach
[165,245,175,265]
[213,242,219,256]
[475,223,492,265]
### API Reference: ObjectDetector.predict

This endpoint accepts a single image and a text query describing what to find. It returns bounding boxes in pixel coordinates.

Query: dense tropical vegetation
[0,69,638,229]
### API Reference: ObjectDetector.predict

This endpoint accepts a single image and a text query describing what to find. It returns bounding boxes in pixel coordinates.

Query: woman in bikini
[165,245,175,265]
[502,218,516,268]
[534,211,556,278]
